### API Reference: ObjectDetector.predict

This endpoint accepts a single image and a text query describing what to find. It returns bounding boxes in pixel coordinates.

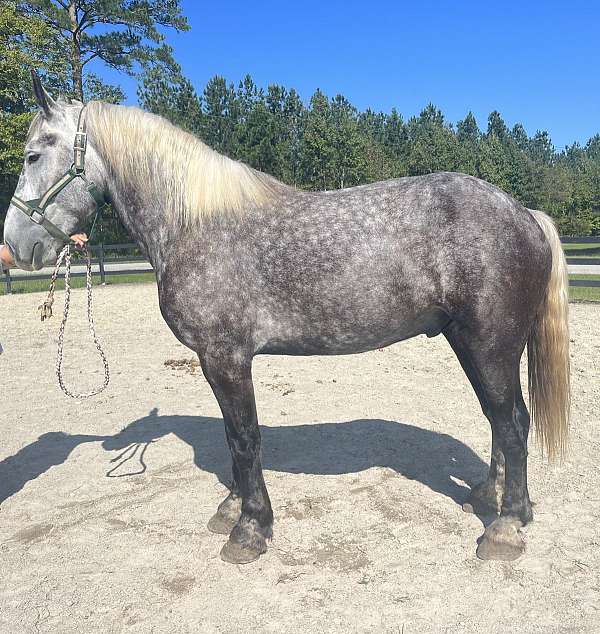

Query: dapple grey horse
[3,74,570,564]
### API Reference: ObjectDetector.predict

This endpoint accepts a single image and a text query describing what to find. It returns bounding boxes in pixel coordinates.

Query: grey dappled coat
[3,87,570,564]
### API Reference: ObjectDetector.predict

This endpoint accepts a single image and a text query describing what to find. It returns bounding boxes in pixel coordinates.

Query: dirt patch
[11,523,54,544]
[277,537,371,572]
[164,357,200,375]
[260,373,296,396]
[280,496,328,520]
[160,574,196,595]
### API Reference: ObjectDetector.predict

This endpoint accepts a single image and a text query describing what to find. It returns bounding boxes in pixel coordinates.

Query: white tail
[527,209,571,461]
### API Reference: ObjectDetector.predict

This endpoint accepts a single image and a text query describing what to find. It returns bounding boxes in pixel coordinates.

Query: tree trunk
[68,1,84,101]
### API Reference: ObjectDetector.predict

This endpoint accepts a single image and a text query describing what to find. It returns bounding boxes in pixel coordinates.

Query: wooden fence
[562,236,600,288]
[1,243,151,294]
[2,238,600,294]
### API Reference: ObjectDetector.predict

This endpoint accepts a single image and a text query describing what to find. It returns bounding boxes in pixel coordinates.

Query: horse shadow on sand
[0,407,489,513]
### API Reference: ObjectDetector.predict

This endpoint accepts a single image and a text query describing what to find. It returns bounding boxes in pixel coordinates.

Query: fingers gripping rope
[39,244,110,399]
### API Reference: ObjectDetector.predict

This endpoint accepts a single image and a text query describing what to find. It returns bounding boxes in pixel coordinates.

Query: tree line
[2,1,599,241]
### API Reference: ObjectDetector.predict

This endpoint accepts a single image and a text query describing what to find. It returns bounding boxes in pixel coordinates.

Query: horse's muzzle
[3,239,55,271]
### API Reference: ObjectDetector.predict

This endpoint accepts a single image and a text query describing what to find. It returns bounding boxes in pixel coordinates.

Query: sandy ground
[0,284,598,634]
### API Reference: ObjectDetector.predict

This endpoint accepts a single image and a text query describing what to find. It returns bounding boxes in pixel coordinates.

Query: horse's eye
[27,153,40,164]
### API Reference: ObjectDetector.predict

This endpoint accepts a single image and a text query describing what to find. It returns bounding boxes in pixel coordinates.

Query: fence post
[98,243,106,285]
[3,268,12,294]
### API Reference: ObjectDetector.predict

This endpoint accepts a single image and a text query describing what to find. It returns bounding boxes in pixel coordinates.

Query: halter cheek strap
[10,106,109,244]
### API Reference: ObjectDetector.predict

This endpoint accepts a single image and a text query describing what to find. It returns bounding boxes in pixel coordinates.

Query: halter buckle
[73,132,87,172]
[74,132,87,152]
[30,208,46,225]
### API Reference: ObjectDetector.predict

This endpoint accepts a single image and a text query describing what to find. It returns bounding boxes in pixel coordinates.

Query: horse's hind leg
[445,324,505,515]
[200,348,273,564]
[476,383,533,561]
[444,322,532,560]
[463,431,505,515]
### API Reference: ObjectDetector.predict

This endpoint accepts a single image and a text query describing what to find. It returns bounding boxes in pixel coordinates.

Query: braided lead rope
[39,244,110,399]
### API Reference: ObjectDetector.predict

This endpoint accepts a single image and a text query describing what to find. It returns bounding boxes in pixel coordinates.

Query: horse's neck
[106,177,175,272]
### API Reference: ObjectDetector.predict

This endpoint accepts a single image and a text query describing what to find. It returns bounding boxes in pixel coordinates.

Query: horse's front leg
[200,348,273,564]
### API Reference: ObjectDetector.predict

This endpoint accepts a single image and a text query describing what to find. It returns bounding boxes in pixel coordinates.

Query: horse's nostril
[31,242,45,270]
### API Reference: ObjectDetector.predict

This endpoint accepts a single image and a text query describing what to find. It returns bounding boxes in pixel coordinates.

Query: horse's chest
[157,267,254,352]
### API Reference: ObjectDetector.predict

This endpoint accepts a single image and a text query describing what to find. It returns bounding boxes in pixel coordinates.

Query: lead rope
[39,243,110,399]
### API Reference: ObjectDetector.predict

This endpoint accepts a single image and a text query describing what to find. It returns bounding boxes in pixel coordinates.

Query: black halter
[10,106,108,244]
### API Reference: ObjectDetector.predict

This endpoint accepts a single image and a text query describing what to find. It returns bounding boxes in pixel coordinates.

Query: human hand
[0,244,14,268]
[70,233,89,247]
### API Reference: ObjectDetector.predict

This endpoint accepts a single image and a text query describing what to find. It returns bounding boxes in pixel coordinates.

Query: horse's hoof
[476,518,525,561]
[207,512,237,535]
[220,539,265,564]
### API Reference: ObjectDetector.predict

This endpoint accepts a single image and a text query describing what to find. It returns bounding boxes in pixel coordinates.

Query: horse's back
[265,171,551,309]
[245,172,551,353]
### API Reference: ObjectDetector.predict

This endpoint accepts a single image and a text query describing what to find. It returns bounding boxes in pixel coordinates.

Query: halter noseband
[10,106,108,244]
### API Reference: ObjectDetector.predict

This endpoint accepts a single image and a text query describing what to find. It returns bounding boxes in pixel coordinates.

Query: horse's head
[3,72,107,270]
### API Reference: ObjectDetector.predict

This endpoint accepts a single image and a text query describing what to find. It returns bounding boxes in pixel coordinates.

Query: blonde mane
[87,102,274,223]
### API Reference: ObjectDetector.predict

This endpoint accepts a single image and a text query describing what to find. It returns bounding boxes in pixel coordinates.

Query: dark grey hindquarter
[157,172,551,357]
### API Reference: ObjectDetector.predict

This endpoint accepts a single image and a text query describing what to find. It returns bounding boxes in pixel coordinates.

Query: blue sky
[95,0,599,150]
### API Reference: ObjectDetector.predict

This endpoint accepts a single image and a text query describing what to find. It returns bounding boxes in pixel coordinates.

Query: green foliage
[0,3,66,235]
[405,104,461,176]
[200,75,239,156]
[556,208,598,236]
[299,91,368,189]
[17,1,189,100]
[137,53,202,132]
[1,0,188,237]
[4,4,600,245]
[102,68,600,239]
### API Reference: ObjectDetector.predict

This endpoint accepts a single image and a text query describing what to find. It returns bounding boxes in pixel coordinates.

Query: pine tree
[456,112,480,175]
[487,111,510,140]
[280,88,306,187]
[201,76,239,157]
[510,123,529,151]
[17,0,189,101]
[406,104,460,175]
[137,54,202,133]
[529,130,554,165]
[301,89,335,190]
[329,94,367,189]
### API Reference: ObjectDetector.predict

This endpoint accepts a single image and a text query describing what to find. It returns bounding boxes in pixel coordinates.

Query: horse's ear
[31,70,57,117]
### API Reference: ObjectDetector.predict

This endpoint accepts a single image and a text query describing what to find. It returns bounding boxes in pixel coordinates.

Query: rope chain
[39,244,110,399]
